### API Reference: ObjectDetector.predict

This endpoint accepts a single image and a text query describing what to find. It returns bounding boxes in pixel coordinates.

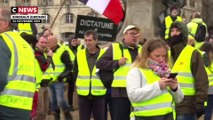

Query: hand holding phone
[168,73,178,79]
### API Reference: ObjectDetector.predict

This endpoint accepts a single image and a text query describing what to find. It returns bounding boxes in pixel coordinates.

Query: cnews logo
[11,6,38,14]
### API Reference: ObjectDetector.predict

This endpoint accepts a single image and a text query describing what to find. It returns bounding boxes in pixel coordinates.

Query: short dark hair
[84,30,98,40]
[68,35,77,41]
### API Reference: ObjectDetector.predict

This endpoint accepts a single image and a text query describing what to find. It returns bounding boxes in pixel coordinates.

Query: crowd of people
[0,4,213,120]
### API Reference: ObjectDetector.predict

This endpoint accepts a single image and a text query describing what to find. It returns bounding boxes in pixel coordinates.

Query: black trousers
[104,90,113,120]
[67,81,75,106]
[78,95,105,120]
[135,112,173,120]
[111,97,131,120]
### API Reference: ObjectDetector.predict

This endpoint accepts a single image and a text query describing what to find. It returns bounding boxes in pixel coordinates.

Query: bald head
[0,8,11,33]
[47,35,58,50]
[42,28,52,37]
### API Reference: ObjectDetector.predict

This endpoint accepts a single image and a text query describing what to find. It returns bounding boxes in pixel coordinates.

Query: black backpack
[194,22,206,42]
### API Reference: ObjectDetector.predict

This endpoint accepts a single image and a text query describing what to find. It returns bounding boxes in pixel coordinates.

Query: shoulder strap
[113,42,124,72]
[118,42,124,57]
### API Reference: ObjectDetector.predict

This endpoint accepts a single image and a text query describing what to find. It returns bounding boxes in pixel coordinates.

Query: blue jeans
[204,95,213,120]
[49,82,69,111]
[176,114,197,120]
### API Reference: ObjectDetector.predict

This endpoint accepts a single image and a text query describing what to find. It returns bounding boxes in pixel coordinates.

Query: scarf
[148,59,170,78]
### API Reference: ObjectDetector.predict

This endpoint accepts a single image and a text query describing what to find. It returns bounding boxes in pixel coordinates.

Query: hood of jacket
[191,18,203,24]
[169,21,189,46]
[168,21,189,62]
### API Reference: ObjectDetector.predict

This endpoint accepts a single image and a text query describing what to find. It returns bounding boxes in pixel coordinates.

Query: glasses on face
[127,32,138,37]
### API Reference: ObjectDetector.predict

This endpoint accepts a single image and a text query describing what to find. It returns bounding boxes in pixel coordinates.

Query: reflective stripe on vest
[76,49,106,96]
[165,16,182,39]
[42,63,54,80]
[206,66,213,94]
[65,46,75,64]
[52,46,66,81]
[18,23,33,35]
[171,45,196,95]
[200,51,213,94]
[35,59,43,91]
[131,69,173,116]
[0,32,36,110]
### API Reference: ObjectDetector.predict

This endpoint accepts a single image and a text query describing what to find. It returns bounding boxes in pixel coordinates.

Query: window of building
[38,0,53,6]
[42,14,50,23]
[61,0,71,5]
[87,11,99,17]
[61,32,74,39]
[65,13,74,23]
[16,0,31,6]
[1,0,8,3]
[189,0,195,8]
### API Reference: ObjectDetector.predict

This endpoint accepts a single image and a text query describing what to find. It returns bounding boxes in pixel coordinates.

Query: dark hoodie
[168,21,208,115]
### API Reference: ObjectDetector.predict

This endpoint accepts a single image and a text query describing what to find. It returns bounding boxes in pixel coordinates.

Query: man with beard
[168,21,208,120]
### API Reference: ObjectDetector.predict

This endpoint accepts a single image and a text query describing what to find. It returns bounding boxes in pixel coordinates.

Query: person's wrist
[171,86,178,92]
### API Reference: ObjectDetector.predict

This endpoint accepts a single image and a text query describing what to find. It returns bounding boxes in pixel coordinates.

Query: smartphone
[168,73,178,79]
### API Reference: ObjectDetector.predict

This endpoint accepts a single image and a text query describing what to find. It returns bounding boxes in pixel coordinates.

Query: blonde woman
[126,38,183,120]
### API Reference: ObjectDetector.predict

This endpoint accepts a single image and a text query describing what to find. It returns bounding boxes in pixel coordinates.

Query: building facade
[0,0,210,41]
[0,0,97,40]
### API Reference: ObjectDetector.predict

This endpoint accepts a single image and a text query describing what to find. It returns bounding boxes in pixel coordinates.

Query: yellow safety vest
[207,63,213,94]
[52,46,66,81]
[0,31,36,110]
[131,69,173,117]
[41,62,54,80]
[187,21,207,49]
[18,23,33,35]
[199,52,213,95]
[171,45,196,95]
[112,43,141,87]
[76,49,106,96]
[165,16,182,39]
[65,46,75,65]
[187,21,207,37]
[35,59,43,91]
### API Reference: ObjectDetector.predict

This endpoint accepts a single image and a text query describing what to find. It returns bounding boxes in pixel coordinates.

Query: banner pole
[50,0,66,28]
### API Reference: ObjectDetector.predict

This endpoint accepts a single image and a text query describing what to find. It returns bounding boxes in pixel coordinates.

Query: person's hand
[118,57,128,66]
[167,78,178,90]
[158,77,170,90]
[196,103,205,118]
[46,48,53,57]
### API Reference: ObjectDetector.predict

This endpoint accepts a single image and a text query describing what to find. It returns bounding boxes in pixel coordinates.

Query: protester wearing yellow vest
[19,33,44,119]
[127,39,183,120]
[66,35,79,111]
[48,35,73,120]
[96,25,142,120]
[163,6,182,40]
[187,12,207,49]
[0,8,36,120]
[74,30,106,120]
[32,36,54,120]
[199,42,213,120]
[168,21,208,120]
[18,23,38,36]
